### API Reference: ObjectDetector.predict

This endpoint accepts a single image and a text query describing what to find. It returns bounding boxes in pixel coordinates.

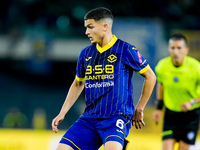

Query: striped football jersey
[76,35,149,119]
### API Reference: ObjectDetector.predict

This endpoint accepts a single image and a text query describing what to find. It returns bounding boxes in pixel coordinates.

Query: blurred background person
[32,108,47,130]
[152,33,200,150]
[3,107,28,128]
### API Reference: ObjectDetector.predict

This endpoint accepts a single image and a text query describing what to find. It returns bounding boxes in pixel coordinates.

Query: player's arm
[152,82,164,124]
[52,78,85,133]
[132,67,156,129]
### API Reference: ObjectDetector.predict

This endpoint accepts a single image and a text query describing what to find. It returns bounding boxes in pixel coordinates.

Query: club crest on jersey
[173,77,179,82]
[107,54,117,63]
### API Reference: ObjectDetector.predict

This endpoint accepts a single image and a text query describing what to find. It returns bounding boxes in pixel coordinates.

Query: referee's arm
[152,82,164,124]
[181,96,200,112]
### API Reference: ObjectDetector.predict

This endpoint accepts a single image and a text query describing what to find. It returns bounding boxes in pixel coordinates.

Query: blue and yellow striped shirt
[76,35,149,120]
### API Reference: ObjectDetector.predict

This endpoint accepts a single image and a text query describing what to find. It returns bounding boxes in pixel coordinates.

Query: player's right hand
[51,115,64,133]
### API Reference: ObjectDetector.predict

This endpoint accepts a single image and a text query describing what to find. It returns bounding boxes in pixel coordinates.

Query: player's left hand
[180,102,191,112]
[132,110,145,129]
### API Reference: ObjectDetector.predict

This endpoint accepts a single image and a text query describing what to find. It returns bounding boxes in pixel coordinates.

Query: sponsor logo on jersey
[85,64,114,81]
[85,74,114,80]
[85,81,114,88]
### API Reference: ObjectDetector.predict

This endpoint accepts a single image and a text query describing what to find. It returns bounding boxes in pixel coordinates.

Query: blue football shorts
[59,115,131,150]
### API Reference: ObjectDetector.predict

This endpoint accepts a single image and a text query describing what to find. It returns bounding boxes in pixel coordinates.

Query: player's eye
[177,47,182,50]
[86,25,93,29]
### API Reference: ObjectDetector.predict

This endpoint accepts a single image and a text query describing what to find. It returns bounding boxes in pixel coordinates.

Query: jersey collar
[171,56,188,68]
[96,35,118,53]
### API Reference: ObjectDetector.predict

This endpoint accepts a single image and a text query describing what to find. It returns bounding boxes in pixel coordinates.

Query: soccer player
[152,33,200,150]
[52,7,156,150]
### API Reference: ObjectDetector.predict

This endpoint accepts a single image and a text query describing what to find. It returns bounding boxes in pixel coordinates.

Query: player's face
[168,39,189,66]
[84,19,105,44]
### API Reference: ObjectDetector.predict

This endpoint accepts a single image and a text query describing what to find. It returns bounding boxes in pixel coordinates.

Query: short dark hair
[169,33,188,47]
[84,7,113,21]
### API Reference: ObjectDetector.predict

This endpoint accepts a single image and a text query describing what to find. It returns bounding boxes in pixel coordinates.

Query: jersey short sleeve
[76,49,85,81]
[122,46,149,74]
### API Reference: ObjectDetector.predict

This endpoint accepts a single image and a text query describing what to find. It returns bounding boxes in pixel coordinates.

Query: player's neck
[98,32,113,48]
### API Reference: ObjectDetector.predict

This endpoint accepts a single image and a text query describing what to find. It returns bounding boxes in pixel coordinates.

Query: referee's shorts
[162,108,200,145]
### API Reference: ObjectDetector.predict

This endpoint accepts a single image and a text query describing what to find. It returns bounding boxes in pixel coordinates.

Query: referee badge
[173,77,179,82]
[187,131,195,140]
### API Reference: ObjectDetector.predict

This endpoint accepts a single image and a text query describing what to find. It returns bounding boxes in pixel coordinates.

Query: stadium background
[0,0,200,149]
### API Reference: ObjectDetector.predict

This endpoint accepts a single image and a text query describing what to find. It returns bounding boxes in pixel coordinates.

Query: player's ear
[185,47,189,55]
[103,23,109,32]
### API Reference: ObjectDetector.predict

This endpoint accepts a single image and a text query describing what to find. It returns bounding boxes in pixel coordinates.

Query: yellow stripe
[135,65,150,74]
[125,120,130,125]
[105,135,123,141]
[76,75,85,81]
[96,35,118,53]
[62,137,81,150]
[117,129,124,134]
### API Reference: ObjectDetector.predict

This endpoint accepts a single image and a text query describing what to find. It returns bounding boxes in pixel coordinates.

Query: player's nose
[85,28,90,35]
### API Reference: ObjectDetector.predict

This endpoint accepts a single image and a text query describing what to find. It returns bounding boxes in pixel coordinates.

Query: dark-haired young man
[153,33,200,150]
[52,7,156,150]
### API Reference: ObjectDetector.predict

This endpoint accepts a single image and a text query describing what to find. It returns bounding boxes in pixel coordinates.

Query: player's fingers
[54,128,59,133]
[132,119,137,127]
[141,120,145,127]
[135,121,139,129]
[51,119,56,128]
[133,121,138,129]
[52,119,59,133]
[132,120,140,129]
[137,121,141,129]
[52,125,59,133]
[132,119,137,126]
[136,120,145,129]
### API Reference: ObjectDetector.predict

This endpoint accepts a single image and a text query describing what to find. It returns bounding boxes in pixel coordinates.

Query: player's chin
[90,40,96,44]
